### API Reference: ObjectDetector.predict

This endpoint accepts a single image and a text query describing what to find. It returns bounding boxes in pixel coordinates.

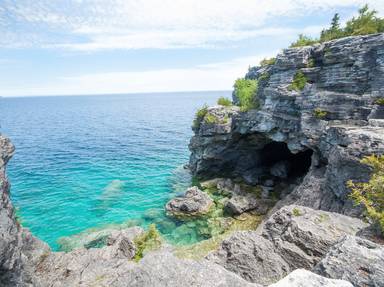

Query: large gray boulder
[208,231,290,285]
[165,186,214,218]
[208,205,368,285]
[261,205,369,270]
[314,236,384,287]
[269,269,353,287]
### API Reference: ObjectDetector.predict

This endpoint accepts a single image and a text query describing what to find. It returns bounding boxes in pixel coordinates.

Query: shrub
[347,155,384,234]
[307,58,316,68]
[260,57,276,66]
[193,105,208,128]
[290,34,319,48]
[133,224,162,261]
[375,98,384,106]
[288,71,308,91]
[217,97,232,106]
[259,72,270,82]
[204,113,219,124]
[313,108,328,119]
[233,78,259,111]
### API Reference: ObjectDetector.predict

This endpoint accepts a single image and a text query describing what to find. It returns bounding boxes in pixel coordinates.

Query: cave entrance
[260,141,313,180]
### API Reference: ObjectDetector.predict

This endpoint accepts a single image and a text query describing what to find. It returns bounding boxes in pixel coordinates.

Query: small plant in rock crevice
[374,98,384,106]
[347,155,384,235]
[133,224,162,262]
[313,108,328,119]
[292,208,302,216]
[288,71,308,92]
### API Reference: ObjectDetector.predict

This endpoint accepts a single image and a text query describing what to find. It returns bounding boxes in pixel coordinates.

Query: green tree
[345,5,384,36]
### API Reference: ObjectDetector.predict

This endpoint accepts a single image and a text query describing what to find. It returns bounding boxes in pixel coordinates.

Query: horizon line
[0,89,232,99]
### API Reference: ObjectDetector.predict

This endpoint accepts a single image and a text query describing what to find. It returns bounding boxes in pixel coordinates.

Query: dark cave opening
[260,141,313,180]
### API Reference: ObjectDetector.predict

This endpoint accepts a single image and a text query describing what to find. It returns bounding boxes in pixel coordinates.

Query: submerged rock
[314,236,384,287]
[269,269,353,287]
[165,186,214,218]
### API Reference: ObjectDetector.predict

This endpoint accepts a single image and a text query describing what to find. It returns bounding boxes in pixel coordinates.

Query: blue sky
[1,0,383,97]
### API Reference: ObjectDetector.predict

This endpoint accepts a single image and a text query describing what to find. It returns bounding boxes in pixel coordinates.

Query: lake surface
[0,92,227,249]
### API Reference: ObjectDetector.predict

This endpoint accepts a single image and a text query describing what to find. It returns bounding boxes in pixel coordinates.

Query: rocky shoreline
[2,33,384,286]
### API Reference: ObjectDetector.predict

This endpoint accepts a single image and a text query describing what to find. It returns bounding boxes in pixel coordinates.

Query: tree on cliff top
[292,5,384,47]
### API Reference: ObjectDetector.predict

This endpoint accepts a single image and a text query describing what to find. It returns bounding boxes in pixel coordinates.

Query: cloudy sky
[1,0,383,97]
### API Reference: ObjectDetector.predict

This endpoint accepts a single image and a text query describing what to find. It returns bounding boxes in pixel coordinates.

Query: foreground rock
[209,205,368,285]
[269,269,353,287]
[165,186,213,218]
[34,249,259,287]
[314,236,384,287]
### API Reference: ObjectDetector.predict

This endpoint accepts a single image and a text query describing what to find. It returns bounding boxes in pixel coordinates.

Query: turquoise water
[0,92,226,249]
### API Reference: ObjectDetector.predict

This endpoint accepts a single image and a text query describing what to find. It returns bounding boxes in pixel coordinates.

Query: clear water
[0,92,227,250]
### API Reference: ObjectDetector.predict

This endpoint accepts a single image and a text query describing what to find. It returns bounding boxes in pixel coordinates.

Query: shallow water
[0,92,227,249]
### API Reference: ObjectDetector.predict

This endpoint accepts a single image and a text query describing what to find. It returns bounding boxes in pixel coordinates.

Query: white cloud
[1,53,277,97]
[1,0,383,50]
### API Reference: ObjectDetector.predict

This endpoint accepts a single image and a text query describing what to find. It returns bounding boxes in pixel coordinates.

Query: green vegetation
[233,78,259,111]
[313,108,328,119]
[259,72,270,82]
[291,5,384,48]
[307,58,316,68]
[217,97,232,106]
[193,105,208,128]
[347,155,384,235]
[260,57,276,66]
[292,208,302,216]
[133,224,162,262]
[204,113,220,124]
[290,34,319,48]
[375,98,384,106]
[288,71,308,91]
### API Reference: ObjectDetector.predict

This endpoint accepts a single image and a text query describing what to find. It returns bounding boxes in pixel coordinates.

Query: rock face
[0,135,50,287]
[33,248,259,287]
[269,269,353,287]
[209,205,368,285]
[165,186,213,217]
[314,236,384,287]
[189,33,384,216]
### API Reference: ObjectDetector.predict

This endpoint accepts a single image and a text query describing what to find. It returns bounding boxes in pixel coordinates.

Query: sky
[1,0,383,97]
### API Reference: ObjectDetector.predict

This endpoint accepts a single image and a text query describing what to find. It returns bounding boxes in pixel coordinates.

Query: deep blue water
[0,92,227,249]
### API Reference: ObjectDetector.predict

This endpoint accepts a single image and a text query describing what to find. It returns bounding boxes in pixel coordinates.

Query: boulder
[314,236,384,287]
[207,231,290,285]
[165,186,213,218]
[224,195,273,215]
[269,269,353,287]
[208,205,369,285]
[262,205,369,269]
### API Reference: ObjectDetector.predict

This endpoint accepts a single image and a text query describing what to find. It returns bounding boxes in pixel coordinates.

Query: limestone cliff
[189,33,384,216]
[1,33,384,287]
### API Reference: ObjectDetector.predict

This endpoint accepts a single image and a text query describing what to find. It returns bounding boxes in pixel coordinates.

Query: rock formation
[2,33,384,286]
[189,33,384,216]
[208,205,368,285]
[165,186,214,217]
